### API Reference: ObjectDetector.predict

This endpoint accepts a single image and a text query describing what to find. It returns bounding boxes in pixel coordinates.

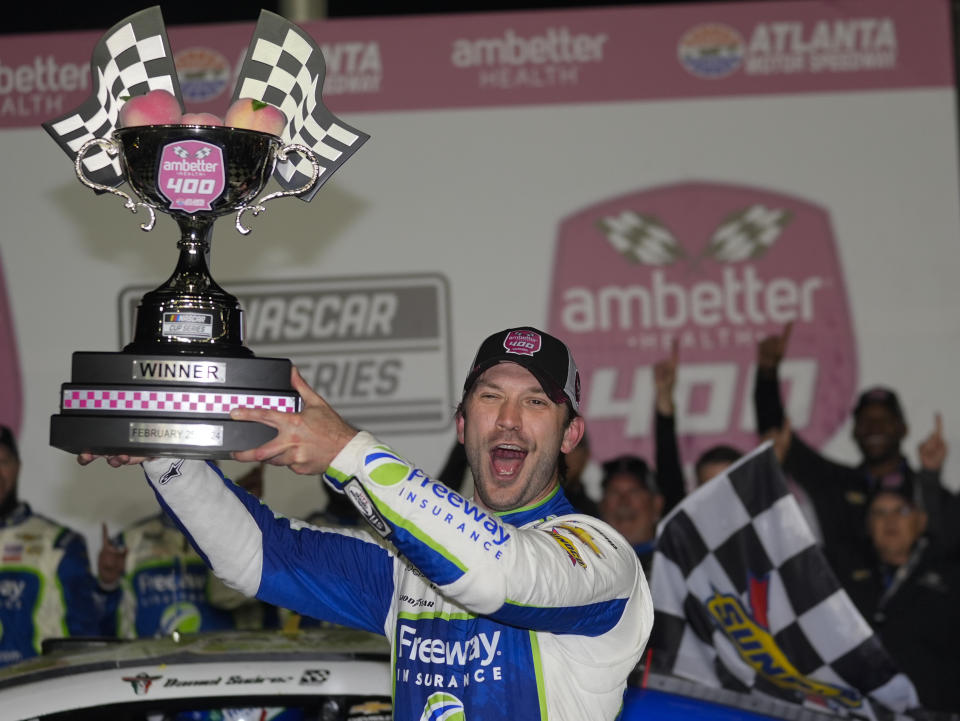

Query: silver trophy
[49,125,320,458]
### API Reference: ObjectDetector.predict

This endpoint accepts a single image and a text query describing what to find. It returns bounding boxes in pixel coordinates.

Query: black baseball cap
[868,471,920,510]
[853,386,905,422]
[601,455,659,495]
[462,327,581,413]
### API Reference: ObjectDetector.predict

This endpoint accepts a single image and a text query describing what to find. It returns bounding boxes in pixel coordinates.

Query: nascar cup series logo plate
[547,181,857,464]
[158,140,226,212]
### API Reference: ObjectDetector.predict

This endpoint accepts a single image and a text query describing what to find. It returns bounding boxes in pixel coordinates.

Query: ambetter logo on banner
[547,181,856,467]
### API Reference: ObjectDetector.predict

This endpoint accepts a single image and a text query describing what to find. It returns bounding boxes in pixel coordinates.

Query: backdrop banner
[0,0,955,552]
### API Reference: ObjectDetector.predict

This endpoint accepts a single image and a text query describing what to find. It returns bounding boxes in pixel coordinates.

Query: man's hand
[653,338,679,415]
[918,412,948,472]
[757,321,793,371]
[231,366,358,476]
[77,453,147,468]
[97,522,127,589]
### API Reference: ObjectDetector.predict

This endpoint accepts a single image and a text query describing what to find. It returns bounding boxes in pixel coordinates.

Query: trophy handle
[234,144,322,236]
[75,138,157,232]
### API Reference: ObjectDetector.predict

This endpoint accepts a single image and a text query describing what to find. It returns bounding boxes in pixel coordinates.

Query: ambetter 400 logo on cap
[547,181,857,465]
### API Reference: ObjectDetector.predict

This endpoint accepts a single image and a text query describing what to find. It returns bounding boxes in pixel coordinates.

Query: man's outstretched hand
[78,453,147,467]
[230,366,358,476]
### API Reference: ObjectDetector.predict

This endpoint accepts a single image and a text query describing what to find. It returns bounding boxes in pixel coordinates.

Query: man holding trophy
[80,327,653,720]
[46,9,651,718]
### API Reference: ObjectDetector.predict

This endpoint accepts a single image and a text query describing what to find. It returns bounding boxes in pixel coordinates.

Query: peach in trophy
[118,88,182,128]
[181,112,224,126]
[224,98,286,136]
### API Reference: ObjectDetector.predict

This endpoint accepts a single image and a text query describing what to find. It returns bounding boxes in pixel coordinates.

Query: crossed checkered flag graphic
[235,10,370,201]
[598,210,685,266]
[704,204,792,262]
[649,444,918,718]
[41,7,183,188]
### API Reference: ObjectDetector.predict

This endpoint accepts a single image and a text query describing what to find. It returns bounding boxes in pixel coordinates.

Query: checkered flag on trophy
[234,10,370,201]
[41,6,182,188]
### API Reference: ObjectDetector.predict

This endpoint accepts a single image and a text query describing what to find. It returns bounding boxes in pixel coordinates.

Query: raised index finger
[780,320,794,348]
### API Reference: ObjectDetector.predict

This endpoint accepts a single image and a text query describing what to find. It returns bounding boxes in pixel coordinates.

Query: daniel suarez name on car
[397,625,503,687]
[395,470,510,555]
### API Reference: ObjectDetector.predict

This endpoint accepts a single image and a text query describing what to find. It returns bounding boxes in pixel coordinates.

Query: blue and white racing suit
[98,512,280,638]
[0,502,100,667]
[143,432,653,720]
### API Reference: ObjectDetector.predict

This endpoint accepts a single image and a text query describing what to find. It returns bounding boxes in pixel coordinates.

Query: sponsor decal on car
[298,668,331,685]
[122,672,162,696]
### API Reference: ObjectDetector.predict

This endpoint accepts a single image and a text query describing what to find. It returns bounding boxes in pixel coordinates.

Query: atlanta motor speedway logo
[120,274,453,434]
[548,181,857,465]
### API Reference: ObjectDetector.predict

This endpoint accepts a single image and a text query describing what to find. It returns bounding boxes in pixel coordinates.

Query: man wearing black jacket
[753,323,957,563]
[833,475,960,713]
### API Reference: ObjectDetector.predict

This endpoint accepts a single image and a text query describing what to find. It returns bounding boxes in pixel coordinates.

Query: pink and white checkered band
[503,330,541,357]
[62,389,296,415]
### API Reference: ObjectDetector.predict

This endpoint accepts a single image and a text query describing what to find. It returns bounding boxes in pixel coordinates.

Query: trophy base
[50,351,300,459]
[50,416,279,460]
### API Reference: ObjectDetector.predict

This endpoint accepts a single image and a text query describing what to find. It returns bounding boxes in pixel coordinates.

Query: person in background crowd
[653,339,823,539]
[598,455,663,575]
[755,322,956,563]
[832,475,960,713]
[561,432,600,517]
[692,445,743,487]
[0,425,100,667]
[80,326,652,721]
[97,463,279,638]
[653,340,711,507]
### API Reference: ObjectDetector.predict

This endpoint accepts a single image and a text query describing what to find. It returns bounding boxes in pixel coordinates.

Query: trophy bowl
[115,125,281,217]
[50,125,320,459]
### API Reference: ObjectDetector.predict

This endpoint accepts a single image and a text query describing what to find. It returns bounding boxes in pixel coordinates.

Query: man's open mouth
[491,444,527,478]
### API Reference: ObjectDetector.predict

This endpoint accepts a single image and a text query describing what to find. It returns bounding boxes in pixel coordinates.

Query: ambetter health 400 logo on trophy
[43,7,368,458]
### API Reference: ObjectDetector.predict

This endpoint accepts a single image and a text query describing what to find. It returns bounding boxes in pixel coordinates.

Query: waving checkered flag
[234,10,369,201]
[41,7,182,188]
[649,443,918,718]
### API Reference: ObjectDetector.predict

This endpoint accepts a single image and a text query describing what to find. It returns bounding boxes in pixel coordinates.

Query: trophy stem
[123,217,252,357]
